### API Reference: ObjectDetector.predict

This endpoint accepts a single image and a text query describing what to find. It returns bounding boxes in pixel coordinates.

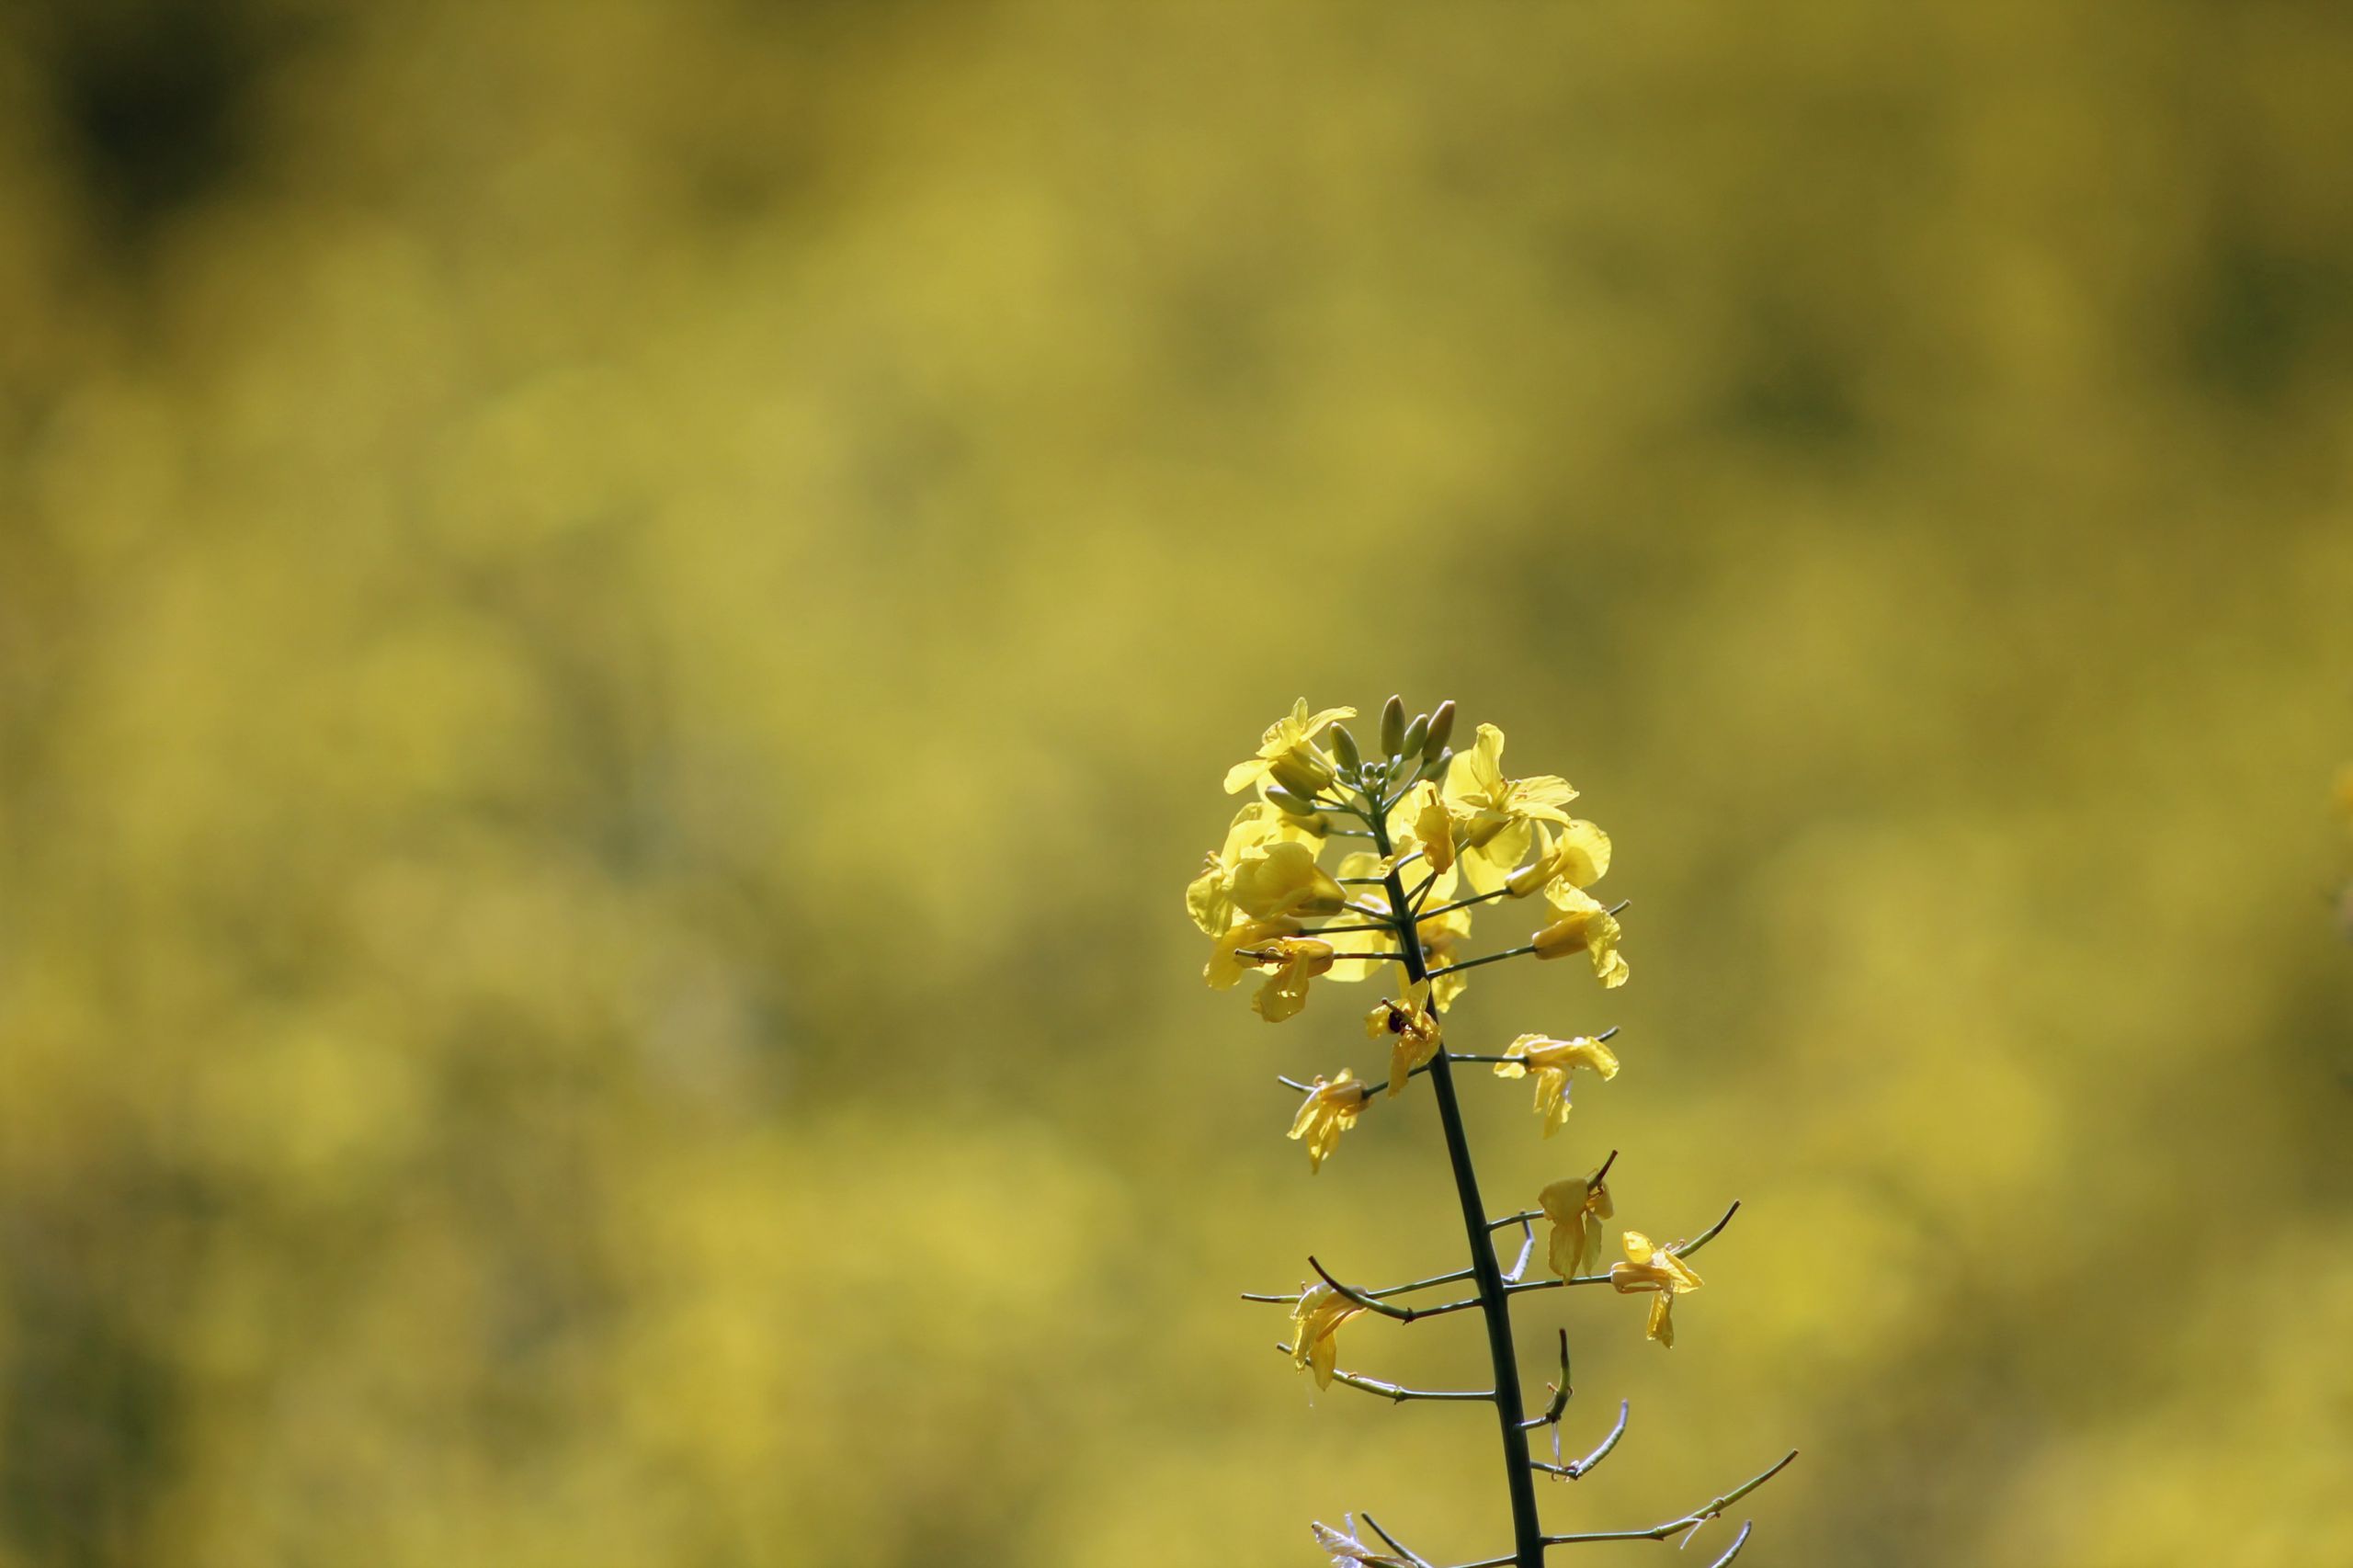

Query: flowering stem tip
[1192,700,1782,1568]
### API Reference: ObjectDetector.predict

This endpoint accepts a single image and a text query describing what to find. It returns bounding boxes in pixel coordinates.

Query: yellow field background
[3,3,2349,1564]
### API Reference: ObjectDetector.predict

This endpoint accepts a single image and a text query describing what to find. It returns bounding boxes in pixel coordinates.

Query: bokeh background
[4,2,2351,1564]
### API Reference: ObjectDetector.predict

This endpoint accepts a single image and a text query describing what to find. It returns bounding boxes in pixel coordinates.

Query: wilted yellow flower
[1242,935,1338,1022]
[1229,839,1347,922]
[1495,1033,1620,1136]
[1187,802,1321,936]
[1531,888,1629,988]
[1205,915,1302,990]
[1224,699,1358,796]
[1310,1519,1414,1567]
[1366,983,1442,1096]
[1609,1230,1703,1346]
[1288,1070,1372,1172]
[1441,723,1578,892]
[1290,1281,1366,1387]
[1538,1167,1616,1279]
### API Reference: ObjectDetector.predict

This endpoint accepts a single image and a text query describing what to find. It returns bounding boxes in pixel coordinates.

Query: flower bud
[1532,912,1598,959]
[1329,725,1361,772]
[1264,786,1323,820]
[1423,699,1455,760]
[1380,695,1406,757]
[1400,712,1429,759]
[1268,751,1335,799]
[1506,845,1562,898]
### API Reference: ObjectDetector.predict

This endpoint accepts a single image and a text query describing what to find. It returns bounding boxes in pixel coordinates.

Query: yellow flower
[1187,802,1321,936]
[1495,1033,1620,1136]
[1289,1281,1366,1387]
[1228,839,1347,922]
[1609,1230,1703,1346]
[1205,915,1302,990]
[1241,935,1337,1022]
[1326,844,1476,1007]
[1224,699,1357,796]
[1538,1167,1616,1279]
[1365,983,1442,1096]
[1506,818,1614,898]
[1441,723,1578,892]
[1288,1070,1371,1172]
[1397,780,1456,875]
[1531,888,1629,988]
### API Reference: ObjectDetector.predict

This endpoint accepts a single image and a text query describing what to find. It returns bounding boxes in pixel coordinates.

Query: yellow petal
[1547,819,1612,889]
[1646,1291,1675,1346]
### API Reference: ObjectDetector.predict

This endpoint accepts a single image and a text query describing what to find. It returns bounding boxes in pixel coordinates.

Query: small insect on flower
[1290,1281,1367,1388]
[1538,1166,1616,1279]
[1609,1230,1704,1346]
[1366,983,1442,1096]
[1289,1070,1372,1173]
[1310,1517,1415,1567]
[1495,1033,1620,1137]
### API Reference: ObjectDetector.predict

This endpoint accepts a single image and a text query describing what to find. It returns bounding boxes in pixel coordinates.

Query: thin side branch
[1529,1400,1628,1480]
[1505,1219,1536,1284]
[1424,943,1538,980]
[1519,1330,1572,1429]
[1678,1200,1742,1261]
[1541,1450,1798,1546]
[1309,1256,1451,1322]
[1359,1515,1437,1568]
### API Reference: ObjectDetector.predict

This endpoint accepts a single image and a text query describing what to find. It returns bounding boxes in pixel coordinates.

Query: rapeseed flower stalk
[1196,697,1794,1567]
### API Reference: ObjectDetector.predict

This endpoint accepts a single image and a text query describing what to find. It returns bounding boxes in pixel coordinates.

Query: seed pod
[1380,696,1406,756]
[1400,712,1429,760]
[1330,725,1361,772]
[1423,699,1456,761]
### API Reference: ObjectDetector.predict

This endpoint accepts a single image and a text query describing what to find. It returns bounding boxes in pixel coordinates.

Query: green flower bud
[1400,712,1429,760]
[1380,695,1406,757]
[1423,700,1455,761]
[1265,786,1324,822]
[1330,725,1361,773]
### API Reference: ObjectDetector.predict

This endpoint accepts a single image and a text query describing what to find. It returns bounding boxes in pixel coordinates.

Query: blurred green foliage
[2,1,2350,1564]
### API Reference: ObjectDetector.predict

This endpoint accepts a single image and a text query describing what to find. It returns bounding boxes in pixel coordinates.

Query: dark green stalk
[1370,807,1546,1567]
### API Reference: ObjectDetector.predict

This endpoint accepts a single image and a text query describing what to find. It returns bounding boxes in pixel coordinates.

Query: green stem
[1370,809,1546,1568]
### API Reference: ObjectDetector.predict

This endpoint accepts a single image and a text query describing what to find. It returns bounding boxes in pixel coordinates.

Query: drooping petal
[1646,1290,1675,1346]
[1206,917,1299,989]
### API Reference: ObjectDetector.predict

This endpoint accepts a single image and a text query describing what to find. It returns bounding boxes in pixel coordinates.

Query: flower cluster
[1194,698,1790,1568]
[1188,699,1628,1032]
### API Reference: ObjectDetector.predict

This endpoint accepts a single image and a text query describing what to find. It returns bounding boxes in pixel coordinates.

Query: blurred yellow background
[3,2,2350,1564]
